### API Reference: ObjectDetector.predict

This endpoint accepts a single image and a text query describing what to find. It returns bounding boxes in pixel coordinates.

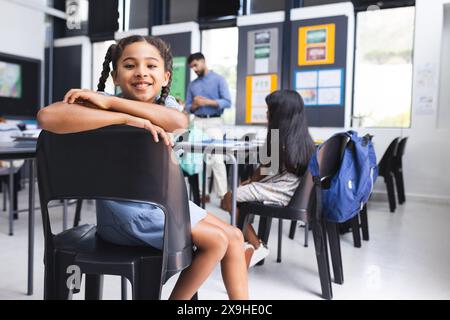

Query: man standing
[186,52,231,203]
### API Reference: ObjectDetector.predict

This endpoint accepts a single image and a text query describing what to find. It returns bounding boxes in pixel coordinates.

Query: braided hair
[97,44,116,92]
[96,35,173,105]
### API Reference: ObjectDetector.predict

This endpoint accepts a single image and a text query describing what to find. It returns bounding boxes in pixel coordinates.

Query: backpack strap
[308,147,322,222]
[308,149,326,255]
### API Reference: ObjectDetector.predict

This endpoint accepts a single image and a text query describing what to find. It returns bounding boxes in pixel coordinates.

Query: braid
[155,38,173,105]
[97,44,115,92]
[158,77,172,105]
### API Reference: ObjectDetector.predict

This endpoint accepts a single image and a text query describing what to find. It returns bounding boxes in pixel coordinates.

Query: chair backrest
[36,125,192,271]
[378,137,400,174]
[394,137,408,164]
[288,134,350,218]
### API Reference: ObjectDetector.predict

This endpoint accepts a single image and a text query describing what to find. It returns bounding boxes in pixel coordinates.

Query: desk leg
[201,155,207,209]
[226,154,238,227]
[27,159,35,295]
[8,161,14,236]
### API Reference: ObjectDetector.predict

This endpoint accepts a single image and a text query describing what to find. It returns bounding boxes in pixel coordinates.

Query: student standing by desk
[186,52,231,204]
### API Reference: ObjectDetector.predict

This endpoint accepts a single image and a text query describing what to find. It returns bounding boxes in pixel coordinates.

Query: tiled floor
[0,182,449,300]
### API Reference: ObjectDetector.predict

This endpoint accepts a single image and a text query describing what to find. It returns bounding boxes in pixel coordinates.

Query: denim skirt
[96,199,207,250]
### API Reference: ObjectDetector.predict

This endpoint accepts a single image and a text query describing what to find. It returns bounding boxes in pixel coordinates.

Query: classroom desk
[175,140,262,226]
[0,140,36,295]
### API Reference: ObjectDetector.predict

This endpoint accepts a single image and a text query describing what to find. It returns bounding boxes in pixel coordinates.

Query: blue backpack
[308,131,378,223]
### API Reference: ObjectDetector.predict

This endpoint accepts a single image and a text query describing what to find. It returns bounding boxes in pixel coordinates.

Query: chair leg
[385,174,396,212]
[13,172,19,219]
[2,182,6,212]
[258,216,272,244]
[43,258,57,300]
[85,274,103,300]
[54,252,77,300]
[237,211,250,231]
[256,216,272,266]
[277,219,282,263]
[394,169,406,204]
[326,222,344,284]
[188,174,201,206]
[304,222,309,247]
[288,220,296,239]
[350,215,361,248]
[73,199,83,227]
[360,204,369,241]
[121,276,128,300]
[132,259,163,300]
[311,220,333,300]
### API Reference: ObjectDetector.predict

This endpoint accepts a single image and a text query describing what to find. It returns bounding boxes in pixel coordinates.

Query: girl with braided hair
[38,35,248,300]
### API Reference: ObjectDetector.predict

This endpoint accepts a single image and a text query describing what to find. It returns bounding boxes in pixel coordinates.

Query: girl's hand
[63,89,111,110]
[125,115,173,146]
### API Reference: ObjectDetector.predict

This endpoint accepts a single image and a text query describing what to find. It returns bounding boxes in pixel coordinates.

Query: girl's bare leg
[203,213,248,300]
[169,220,228,300]
[222,192,261,249]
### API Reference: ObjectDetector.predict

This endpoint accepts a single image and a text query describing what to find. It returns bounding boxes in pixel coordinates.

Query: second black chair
[378,137,400,212]
[393,137,408,204]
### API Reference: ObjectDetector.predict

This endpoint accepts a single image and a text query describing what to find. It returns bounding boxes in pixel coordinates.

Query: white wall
[0,0,46,60]
[438,3,450,129]
[227,0,450,203]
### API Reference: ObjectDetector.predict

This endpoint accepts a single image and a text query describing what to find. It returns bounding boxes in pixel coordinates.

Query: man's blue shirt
[185,70,231,116]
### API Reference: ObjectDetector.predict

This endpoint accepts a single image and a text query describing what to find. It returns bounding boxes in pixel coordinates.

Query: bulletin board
[291,15,348,127]
[236,22,283,125]
[245,74,278,123]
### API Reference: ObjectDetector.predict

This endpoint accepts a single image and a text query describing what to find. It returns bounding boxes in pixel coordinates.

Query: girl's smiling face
[112,41,170,103]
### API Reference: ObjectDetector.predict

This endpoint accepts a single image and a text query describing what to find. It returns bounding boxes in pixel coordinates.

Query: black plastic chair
[36,125,193,300]
[378,137,400,212]
[0,167,22,218]
[335,203,369,247]
[393,137,408,205]
[237,134,350,300]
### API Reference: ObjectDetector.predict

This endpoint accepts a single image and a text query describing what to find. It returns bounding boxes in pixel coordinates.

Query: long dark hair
[265,90,315,176]
[96,35,173,105]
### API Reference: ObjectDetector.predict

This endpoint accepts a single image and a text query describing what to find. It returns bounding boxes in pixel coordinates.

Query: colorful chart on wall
[245,74,277,123]
[298,24,335,66]
[294,68,343,106]
[247,28,279,75]
[171,56,187,103]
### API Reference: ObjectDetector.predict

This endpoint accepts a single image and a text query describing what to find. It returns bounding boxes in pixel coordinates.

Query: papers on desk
[11,129,41,141]
[200,139,249,146]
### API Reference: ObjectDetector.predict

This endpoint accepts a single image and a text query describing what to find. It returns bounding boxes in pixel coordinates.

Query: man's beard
[197,69,205,77]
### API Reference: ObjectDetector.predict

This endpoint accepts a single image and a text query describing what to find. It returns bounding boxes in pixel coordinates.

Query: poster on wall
[245,74,277,123]
[247,28,279,75]
[294,68,343,106]
[298,24,335,66]
[171,56,187,103]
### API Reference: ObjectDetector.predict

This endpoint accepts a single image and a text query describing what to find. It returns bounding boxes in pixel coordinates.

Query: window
[353,7,415,128]
[438,4,450,129]
[201,27,239,125]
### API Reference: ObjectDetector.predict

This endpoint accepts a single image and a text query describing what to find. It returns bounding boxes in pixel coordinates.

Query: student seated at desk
[221,90,315,268]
